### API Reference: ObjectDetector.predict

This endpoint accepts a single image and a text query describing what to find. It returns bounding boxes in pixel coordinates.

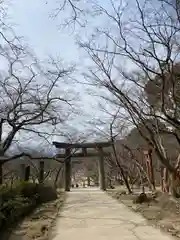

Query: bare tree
[0,23,79,160]
[86,100,134,192]
[78,0,180,196]
[49,0,92,29]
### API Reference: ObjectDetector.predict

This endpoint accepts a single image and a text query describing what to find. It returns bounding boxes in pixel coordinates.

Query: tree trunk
[0,163,3,185]
[54,165,63,188]
[170,155,180,197]
[170,172,180,198]
[144,150,156,191]
[161,167,169,193]
[112,142,132,194]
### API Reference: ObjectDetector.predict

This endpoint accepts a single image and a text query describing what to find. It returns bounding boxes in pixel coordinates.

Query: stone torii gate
[53,141,112,191]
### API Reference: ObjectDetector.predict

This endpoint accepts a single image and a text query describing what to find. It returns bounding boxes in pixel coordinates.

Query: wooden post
[64,148,71,191]
[160,166,164,192]
[98,147,106,191]
[82,147,87,156]
[25,166,30,181]
[39,161,44,184]
[20,164,25,180]
[87,176,91,186]
[0,163,3,184]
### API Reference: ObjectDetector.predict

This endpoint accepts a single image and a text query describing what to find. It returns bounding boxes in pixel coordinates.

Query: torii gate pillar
[98,147,106,191]
[64,148,72,191]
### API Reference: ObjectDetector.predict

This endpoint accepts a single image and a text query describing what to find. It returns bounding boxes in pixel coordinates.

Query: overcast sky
[8,1,76,60]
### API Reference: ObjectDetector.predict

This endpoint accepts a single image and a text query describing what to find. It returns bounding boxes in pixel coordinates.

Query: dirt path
[50,188,175,240]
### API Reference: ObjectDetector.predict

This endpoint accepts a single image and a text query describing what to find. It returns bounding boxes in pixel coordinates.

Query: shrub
[0,182,57,231]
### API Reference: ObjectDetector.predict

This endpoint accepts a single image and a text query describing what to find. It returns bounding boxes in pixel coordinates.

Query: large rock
[133,193,149,204]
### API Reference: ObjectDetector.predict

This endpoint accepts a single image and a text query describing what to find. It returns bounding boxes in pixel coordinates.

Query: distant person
[76,183,79,188]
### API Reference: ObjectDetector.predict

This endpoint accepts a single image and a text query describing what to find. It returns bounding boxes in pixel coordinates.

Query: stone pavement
[50,188,175,240]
